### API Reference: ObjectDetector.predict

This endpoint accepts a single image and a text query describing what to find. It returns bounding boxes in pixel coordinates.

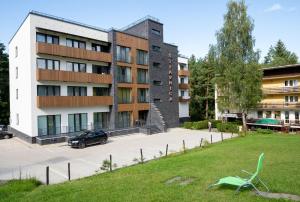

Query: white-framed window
[285,111,289,123]
[16,113,19,125]
[285,95,298,103]
[15,46,18,58]
[16,67,18,79]
[284,80,298,87]
[16,89,18,100]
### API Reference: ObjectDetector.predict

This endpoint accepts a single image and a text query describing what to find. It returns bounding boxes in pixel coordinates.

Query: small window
[257,111,263,118]
[153,98,161,103]
[36,33,59,44]
[16,89,18,100]
[152,45,161,52]
[151,29,161,36]
[153,62,160,68]
[15,46,18,58]
[16,113,19,125]
[66,38,86,49]
[180,78,185,84]
[180,91,185,97]
[266,111,271,118]
[66,62,86,72]
[153,80,162,85]
[16,67,18,79]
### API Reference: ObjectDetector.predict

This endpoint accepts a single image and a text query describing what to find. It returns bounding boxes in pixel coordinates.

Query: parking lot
[0,128,234,184]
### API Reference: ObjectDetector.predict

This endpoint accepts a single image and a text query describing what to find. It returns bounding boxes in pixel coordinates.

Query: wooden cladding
[179,96,190,102]
[179,83,190,89]
[37,96,113,108]
[36,69,112,84]
[36,42,112,63]
[178,70,190,77]
[257,103,300,110]
[116,32,148,51]
[263,87,300,95]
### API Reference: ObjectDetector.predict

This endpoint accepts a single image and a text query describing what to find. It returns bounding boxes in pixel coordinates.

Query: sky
[0,0,299,60]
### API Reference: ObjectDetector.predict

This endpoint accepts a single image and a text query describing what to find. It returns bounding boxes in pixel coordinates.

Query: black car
[68,130,108,148]
[0,125,13,139]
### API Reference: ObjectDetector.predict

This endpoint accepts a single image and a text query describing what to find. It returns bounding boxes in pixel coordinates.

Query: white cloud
[264,3,282,12]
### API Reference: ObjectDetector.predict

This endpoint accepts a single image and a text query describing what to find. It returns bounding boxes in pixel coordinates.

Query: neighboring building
[215,64,300,125]
[9,11,179,144]
[178,55,190,122]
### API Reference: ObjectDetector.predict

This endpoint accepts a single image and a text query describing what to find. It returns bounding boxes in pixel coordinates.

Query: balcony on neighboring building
[36,42,112,63]
[36,69,112,84]
[179,83,190,89]
[178,70,190,77]
[37,96,113,108]
[263,86,300,94]
[179,96,190,102]
[257,102,300,110]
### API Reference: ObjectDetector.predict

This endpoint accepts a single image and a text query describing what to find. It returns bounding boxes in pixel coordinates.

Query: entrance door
[47,116,55,136]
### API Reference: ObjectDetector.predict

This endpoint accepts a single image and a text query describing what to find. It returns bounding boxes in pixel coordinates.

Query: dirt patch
[254,191,300,201]
[165,176,195,186]
[0,180,8,185]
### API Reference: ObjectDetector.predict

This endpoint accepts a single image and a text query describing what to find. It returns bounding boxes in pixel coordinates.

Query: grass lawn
[1,133,300,202]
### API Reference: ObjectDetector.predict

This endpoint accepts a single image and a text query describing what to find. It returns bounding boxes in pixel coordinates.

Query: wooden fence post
[221,132,224,142]
[200,138,203,147]
[109,154,112,172]
[68,162,71,181]
[140,148,144,163]
[183,140,186,152]
[165,144,168,157]
[210,134,213,144]
[46,166,49,185]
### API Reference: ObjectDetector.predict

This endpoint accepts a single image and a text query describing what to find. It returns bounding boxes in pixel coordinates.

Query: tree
[264,40,298,66]
[0,43,9,125]
[215,1,262,132]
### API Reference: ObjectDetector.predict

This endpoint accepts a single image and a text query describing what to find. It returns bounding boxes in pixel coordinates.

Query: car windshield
[78,131,90,137]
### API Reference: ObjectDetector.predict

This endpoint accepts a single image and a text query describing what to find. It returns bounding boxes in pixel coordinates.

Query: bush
[217,122,239,133]
[192,120,208,130]
[183,122,193,129]
[210,120,222,128]
[256,128,274,134]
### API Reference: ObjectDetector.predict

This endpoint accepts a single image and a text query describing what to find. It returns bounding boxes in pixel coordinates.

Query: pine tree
[0,43,9,125]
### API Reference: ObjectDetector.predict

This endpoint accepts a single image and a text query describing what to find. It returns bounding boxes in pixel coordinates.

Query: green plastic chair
[208,153,269,194]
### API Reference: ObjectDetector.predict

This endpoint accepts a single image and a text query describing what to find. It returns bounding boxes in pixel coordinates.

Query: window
[295,112,299,121]
[36,33,59,44]
[284,80,298,87]
[66,38,86,49]
[266,111,271,118]
[68,113,87,133]
[153,98,161,103]
[93,112,109,129]
[153,80,162,86]
[16,113,19,125]
[116,46,131,63]
[92,65,110,74]
[153,62,160,68]
[285,111,289,123]
[15,46,18,58]
[151,29,161,36]
[38,115,61,136]
[66,62,86,72]
[179,63,186,70]
[16,67,18,79]
[180,77,185,84]
[285,96,298,103]
[118,88,132,104]
[37,85,60,96]
[180,91,185,97]
[137,88,149,103]
[93,87,109,96]
[117,66,132,83]
[37,58,60,70]
[67,86,87,96]
[257,111,263,118]
[117,111,132,128]
[137,69,149,84]
[136,50,148,65]
[16,89,18,100]
[91,43,110,53]
[275,111,281,119]
[152,45,161,52]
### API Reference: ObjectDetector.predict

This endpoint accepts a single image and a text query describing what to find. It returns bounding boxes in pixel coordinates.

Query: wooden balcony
[179,96,190,102]
[36,69,112,84]
[137,103,150,110]
[178,70,190,77]
[263,86,300,94]
[37,96,113,108]
[179,83,190,89]
[257,103,300,110]
[36,42,112,63]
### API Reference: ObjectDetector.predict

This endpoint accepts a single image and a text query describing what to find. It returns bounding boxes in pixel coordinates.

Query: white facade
[9,12,110,138]
[178,56,190,119]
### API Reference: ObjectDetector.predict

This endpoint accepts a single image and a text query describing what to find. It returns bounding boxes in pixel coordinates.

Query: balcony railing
[179,83,190,89]
[263,86,300,94]
[36,42,112,63]
[178,70,190,77]
[37,96,113,108]
[257,103,300,109]
[179,96,190,102]
[36,69,112,84]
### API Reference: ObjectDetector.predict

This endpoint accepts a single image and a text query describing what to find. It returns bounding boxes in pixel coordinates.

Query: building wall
[178,56,190,119]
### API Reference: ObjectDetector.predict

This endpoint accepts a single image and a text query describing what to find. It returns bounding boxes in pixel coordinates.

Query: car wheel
[4,135,10,139]
[101,138,107,144]
[79,142,86,149]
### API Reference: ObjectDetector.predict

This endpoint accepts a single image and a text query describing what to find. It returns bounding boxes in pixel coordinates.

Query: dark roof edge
[164,42,178,47]
[121,15,163,31]
[110,29,148,40]
[263,63,300,71]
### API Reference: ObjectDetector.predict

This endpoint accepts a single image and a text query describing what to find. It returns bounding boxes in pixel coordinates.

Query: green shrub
[210,120,222,128]
[192,120,208,130]
[217,122,239,133]
[256,128,274,134]
[183,122,193,129]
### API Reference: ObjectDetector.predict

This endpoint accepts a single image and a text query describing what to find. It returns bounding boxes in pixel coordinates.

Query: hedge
[216,122,239,133]
[183,120,222,130]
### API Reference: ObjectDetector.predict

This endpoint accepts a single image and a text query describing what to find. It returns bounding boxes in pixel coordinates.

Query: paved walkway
[0,128,235,184]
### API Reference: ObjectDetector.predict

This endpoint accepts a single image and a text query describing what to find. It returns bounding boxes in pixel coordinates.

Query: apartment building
[9,11,179,144]
[215,64,300,125]
[178,55,190,122]
[248,64,300,125]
